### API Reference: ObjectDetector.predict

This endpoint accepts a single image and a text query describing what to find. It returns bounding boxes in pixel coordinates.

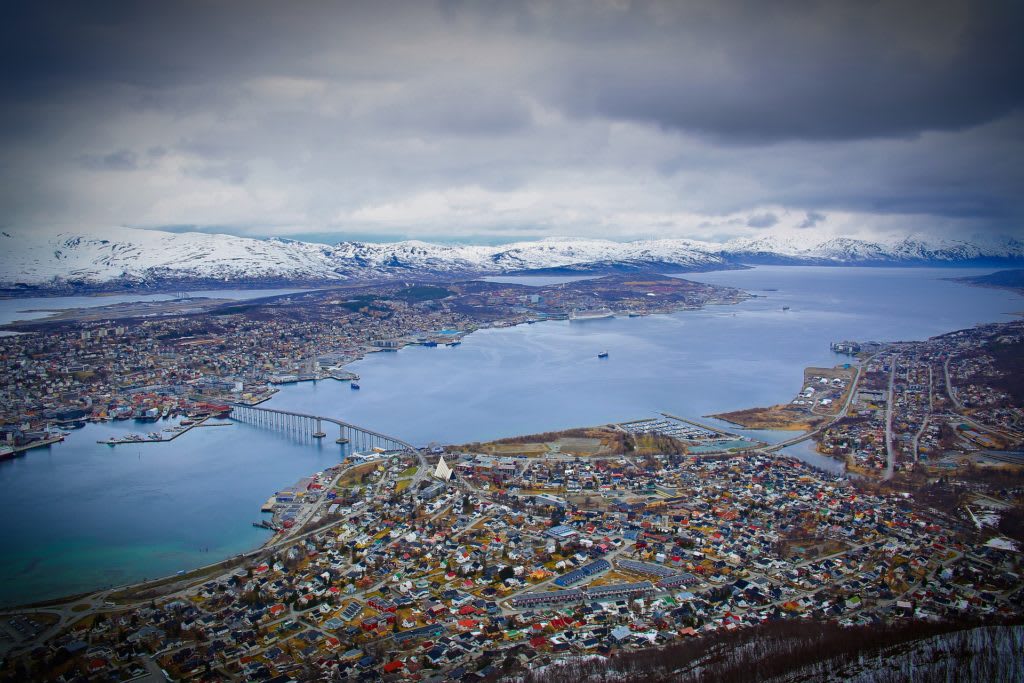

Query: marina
[615,413,763,453]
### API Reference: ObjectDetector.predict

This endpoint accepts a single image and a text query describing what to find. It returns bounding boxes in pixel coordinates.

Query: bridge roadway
[229,403,421,461]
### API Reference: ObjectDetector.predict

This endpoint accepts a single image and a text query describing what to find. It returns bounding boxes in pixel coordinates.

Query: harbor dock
[0,434,66,459]
[97,415,212,446]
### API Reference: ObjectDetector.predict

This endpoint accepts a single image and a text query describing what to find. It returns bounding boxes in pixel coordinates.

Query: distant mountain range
[1,227,1022,293]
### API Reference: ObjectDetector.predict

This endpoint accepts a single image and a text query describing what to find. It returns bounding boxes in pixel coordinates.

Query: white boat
[569,308,614,321]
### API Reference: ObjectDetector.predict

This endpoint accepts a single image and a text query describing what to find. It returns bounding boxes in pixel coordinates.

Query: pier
[2,434,65,457]
[97,416,212,445]
[228,404,417,454]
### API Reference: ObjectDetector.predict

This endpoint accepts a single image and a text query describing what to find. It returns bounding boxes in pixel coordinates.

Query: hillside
[520,620,1024,683]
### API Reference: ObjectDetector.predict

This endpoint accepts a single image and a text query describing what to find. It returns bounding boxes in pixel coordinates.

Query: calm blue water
[0,419,346,606]
[1,267,1020,605]
[267,267,1021,444]
[0,288,310,325]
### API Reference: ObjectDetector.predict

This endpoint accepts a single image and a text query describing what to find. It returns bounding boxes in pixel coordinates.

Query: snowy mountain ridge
[1,227,1022,291]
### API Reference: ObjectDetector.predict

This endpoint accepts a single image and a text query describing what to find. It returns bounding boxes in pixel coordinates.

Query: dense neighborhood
[3,397,1022,680]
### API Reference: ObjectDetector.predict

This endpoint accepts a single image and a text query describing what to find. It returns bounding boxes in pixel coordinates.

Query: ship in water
[569,307,614,321]
[350,382,361,390]
[598,351,609,358]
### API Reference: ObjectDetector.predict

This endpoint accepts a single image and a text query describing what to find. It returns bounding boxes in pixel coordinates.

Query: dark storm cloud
[747,212,779,229]
[0,0,1020,241]
[10,1,1018,139]
[546,1,1024,142]
[373,81,534,137]
[799,212,826,229]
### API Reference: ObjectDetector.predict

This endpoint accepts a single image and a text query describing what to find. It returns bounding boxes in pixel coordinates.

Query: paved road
[943,356,963,411]
[884,357,897,480]
[909,365,936,463]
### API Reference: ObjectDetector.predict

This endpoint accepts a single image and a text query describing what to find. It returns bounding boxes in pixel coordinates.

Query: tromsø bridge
[229,403,417,454]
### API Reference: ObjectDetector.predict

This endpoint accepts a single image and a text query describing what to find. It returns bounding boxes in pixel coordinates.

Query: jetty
[97,416,210,445]
[2,433,65,457]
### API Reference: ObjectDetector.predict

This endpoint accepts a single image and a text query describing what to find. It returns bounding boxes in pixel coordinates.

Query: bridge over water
[229,403,417,454]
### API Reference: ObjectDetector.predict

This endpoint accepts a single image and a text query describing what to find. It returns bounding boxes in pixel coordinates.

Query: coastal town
[1,282,1022,681]
[1,404,1021,680]
[716,320,1024,481]
[5,0,1024,675]
[816,321,1024,478]
[0,274,746,456]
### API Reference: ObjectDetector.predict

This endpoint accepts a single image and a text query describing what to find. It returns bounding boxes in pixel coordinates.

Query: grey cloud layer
[1,0,1020,241]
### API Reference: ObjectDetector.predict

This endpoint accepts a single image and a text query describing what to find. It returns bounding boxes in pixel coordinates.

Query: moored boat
[570,308,614,321]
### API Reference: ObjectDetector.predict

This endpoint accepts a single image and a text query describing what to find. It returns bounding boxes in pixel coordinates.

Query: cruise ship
[569,307,614,321]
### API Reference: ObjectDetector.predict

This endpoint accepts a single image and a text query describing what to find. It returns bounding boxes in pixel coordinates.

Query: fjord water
[269,267,1021,444]
[0,287,307,325]
[1,267,1020,605]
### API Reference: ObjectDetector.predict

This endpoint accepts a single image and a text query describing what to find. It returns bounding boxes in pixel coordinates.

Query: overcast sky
[2,0,1021,245]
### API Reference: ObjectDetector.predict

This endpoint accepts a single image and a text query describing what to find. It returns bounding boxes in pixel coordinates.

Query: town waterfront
[1,267,1020,606]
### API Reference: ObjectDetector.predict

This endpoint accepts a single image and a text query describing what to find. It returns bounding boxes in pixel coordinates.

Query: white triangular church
[433,455,453,481]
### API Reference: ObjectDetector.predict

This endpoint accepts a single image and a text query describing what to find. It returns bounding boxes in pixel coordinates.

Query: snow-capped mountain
[1,227,346,288]
[1,227,1021,292]
[331,237,726,274]
[720,234,1024,264]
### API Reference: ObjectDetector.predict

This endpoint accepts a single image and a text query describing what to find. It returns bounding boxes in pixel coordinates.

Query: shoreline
[2,259,1017,302]
[2,272,1018,613]
[0,291,756,611]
